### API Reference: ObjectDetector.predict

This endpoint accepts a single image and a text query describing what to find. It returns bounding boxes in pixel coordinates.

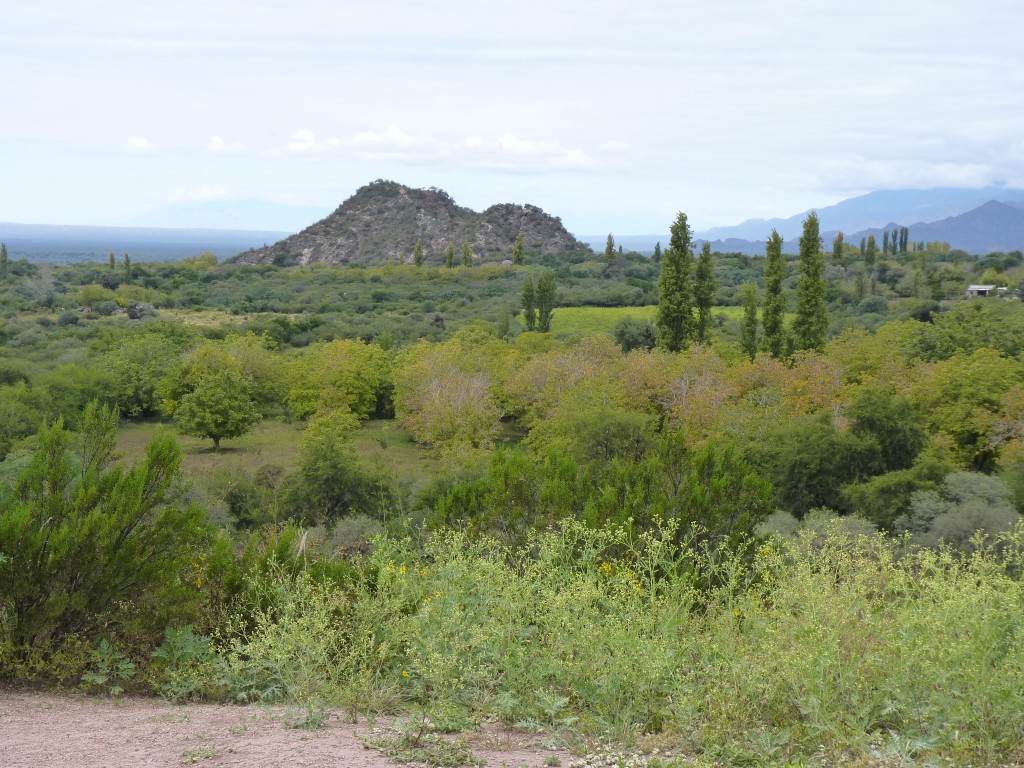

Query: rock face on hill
[234,180,589,266]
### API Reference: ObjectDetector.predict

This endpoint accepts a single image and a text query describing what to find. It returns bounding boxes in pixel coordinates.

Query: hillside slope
[234,180,589,266]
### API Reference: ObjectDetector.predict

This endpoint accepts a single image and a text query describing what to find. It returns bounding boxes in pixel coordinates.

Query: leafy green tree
[739,282,759,360]
[652,241,662,263]
[694,241,716,344]
[172,368,261,450]
[847,385,927,471]
[293,408,381,524]
[123,254,132,285]
[883,230,890,255]
[413,239,424,267]
[536,269,556,333]
[461,240,473,267]
[0,405,207,648]
[445,242,456,268]
[521,276,537,331]
[832,231,844,266]
[865,234,877,294]
[760,229,786,358]
[859,237,866,258]
[656,212,695,352]
[792,212,827,352]
[108,251,115,270]
[613,316,657,352]
[0,242,7,280]
[897,472,1020,550]
[512,233,525,265]
[605,233,615,261]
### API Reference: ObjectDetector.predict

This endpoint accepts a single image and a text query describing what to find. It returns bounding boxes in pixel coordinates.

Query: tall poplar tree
[0,242,7,280]
[604,234,615,261]
[694,241,716,344]
[445,242,456,268]
[739,282,759,361]
[413,239,424,267]
[108,251,116,270]
[512,233,525,265]
[760,229,786,358]
[792,212,828,352]
[865,235,878,295]
[521,276,537,331]
[536,270,556,333]
[461,240,473,267]
[882,230,890,256]
[656,212,694,352]
[652,242,662,264]
[832,231,844,266]
[123,254,132,285]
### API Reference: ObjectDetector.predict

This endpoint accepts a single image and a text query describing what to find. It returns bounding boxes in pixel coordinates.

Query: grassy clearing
[548,305,755,338]
[118,417,443,501]
[352,419,445,496]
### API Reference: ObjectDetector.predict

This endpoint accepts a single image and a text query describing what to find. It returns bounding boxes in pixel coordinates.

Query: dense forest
[3,219,1024,766]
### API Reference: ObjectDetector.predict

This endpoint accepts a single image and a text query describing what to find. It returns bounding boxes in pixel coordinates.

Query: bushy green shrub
[0,402,209,657]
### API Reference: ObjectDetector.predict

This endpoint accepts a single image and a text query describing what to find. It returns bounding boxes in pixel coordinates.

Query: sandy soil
[0,691,572,768]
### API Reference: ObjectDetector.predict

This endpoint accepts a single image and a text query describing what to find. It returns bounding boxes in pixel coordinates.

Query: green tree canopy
[792,212,827,352]
[656,212,695,352]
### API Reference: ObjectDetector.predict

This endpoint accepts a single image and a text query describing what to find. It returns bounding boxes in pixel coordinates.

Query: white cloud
[205,135,246,154]
[285,129,342,155]
[123,136,156,154]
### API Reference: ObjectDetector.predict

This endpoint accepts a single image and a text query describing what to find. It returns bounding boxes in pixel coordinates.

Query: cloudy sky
[3,0,1023,234]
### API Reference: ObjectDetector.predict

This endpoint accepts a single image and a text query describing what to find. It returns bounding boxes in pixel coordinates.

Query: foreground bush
[144,521,1024,765]
[0,403,208,669]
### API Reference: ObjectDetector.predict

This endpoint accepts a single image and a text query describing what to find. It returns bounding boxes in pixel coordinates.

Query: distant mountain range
[585,188,1024,256]
[696,187,1024,243]
[235,180,588,266]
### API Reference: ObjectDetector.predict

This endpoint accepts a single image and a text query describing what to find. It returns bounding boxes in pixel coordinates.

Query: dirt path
[0,691,572,768]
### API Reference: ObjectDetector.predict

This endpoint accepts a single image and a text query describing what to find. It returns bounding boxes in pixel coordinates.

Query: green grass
[118,417,443,502]
[548,305,753,337]
[117,419,305,481]
[352,419,445,495]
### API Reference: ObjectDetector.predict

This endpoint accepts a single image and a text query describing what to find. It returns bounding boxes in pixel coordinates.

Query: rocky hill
[233,180,589,266]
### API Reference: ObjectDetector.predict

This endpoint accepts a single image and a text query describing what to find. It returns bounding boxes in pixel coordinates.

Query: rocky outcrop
[234,180,589,266]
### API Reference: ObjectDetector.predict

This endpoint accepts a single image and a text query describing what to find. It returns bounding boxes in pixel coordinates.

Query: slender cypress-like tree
[512,233,525,265]
[792,212,828,351]
[461,240,473,267]
[656,212,694,352]
[0,242,7,280]
[760,229,786,358]
[536,269,556,333]
[694,241,716,344]
[865,234,878,295]
[413,239,424,267]
[123,254,132,285]
[521,276,537,331]
[860,237,866,258]
[445,242,456,268]
[739,282,759,361]
[604,233,615,261]
[832,231,844,266]
[882,230,890,256]
[108,251,116,270]
[652,242,662,264]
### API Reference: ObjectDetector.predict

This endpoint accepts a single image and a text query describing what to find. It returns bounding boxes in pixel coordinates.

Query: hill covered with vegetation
[234,180,590,267]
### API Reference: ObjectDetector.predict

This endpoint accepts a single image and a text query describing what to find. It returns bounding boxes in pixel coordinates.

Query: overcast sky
[3,0,1023,233]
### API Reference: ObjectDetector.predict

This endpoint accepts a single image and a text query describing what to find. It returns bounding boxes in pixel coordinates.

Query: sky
[3,0,1024,234]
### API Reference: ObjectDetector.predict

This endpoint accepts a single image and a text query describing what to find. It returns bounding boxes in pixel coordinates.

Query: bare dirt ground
[0,690,573,768]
